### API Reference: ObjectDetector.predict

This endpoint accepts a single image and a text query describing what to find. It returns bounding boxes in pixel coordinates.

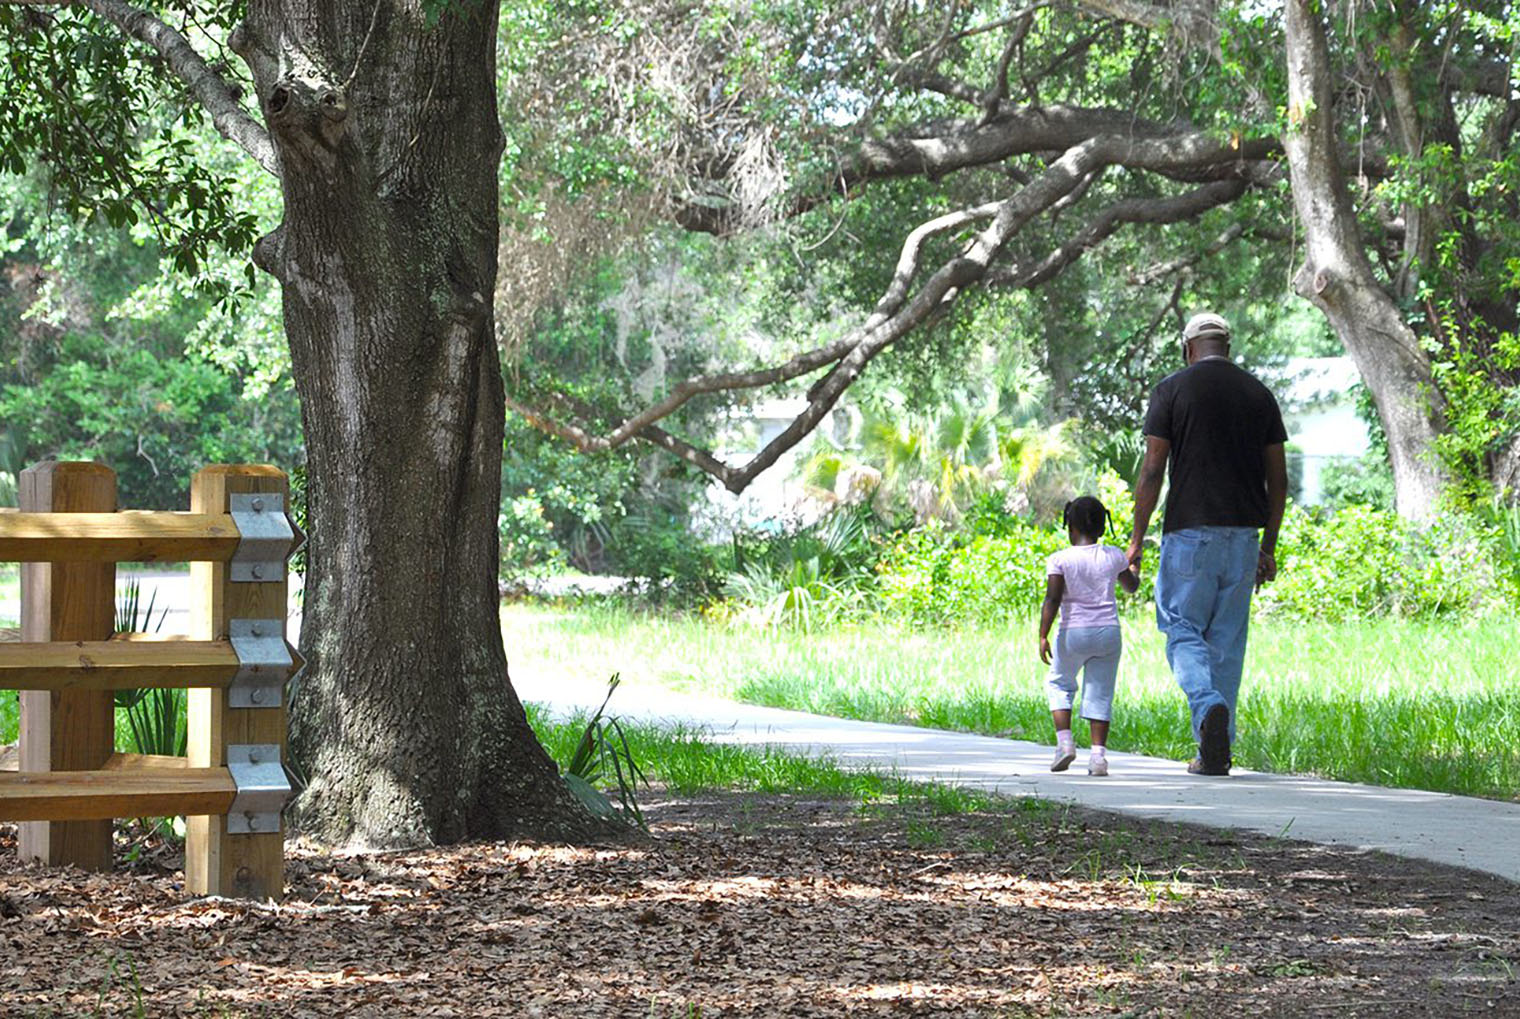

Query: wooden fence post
[18,461,117,871]
[185,465,290,900]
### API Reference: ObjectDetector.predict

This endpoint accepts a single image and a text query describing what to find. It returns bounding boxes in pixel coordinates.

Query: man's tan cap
[1183,312,1231,342]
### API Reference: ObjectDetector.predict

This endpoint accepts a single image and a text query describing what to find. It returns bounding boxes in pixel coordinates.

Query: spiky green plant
[563,674,647,829]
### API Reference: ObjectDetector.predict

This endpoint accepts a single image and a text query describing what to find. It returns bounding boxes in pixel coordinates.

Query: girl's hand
[1039,636,1052,665]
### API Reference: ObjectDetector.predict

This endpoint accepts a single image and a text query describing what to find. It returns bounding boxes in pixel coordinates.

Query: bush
[875,521,1070,628]
[1258,504,1519,621]
[608,505,730,606]
[723,506,887,628]
[499,491,565,577]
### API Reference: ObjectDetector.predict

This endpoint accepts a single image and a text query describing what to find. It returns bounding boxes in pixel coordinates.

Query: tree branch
[989,179,1248,289]
[510,198,1005,457]
[522,131,1263,493]
[675,103,1277,235]
[1075,0,1219,58]
[1125,219,1247,286]
[68,0,278,175]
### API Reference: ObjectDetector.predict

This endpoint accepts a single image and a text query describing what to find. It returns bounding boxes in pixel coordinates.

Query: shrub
[608,505,730,606]
[723,506,885,628]
[499,491,565,577]
[875,521,1069,628]
[1258,504,1519,621]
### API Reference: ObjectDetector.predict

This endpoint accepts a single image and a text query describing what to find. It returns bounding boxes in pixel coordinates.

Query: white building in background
[695,397,852,537]
[1268,356,1372,505]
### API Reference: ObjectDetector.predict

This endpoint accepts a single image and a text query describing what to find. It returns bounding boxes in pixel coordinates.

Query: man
[1126,312,1288,776]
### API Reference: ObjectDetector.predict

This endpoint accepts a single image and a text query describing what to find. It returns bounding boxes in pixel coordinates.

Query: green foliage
[0,343,300,508]
[0,8,261,299]
[0,169,298,509]
[723,506,883,629]
[1259,504,1520,622]
[1319,453,1397,514]
[1428,326,1520,507]
[875,521,1070,629]
[561,674,647,829]
[716,471,1145,629]
[0,426,25,506]
[608,506,730,606]
[113,580,186,759]
[121,687,189,761]
[499,492,565,576]
[500,416,640,576]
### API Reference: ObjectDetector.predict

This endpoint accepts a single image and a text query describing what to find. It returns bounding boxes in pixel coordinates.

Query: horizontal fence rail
[0,767,236,822]
[0,510,301,564]
[0,636,302,692]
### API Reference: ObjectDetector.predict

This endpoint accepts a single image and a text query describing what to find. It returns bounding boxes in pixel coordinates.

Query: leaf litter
[2,790,1518,1017]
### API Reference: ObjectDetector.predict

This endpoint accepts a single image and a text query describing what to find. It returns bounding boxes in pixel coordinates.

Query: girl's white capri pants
[1046,624,1122,721]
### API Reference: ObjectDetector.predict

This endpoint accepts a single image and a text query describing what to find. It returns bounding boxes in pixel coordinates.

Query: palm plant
[855,393,1007,522]
[725,504,879,629]
[0,426,24,507]
[114,581,186,759]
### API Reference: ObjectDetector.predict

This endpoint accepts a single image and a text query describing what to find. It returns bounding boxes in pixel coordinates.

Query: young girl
[1038,495,1139,776]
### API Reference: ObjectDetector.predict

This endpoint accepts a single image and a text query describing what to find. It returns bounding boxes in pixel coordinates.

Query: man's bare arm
[1258,442,1288,585]
[1126,435,1170,570]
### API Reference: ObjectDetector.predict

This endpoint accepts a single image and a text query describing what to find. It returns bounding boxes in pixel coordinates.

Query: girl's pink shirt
[1045,543,1129,628]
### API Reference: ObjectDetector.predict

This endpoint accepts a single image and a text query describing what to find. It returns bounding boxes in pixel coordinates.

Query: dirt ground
[2,790,1518,1018]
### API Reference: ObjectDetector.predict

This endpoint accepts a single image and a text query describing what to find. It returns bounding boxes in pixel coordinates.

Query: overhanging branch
[16,0,281,175]
[1127,220,1247,286]
[676,102,1277,235]
[519,128,1263,494]
[989,178,1249,289]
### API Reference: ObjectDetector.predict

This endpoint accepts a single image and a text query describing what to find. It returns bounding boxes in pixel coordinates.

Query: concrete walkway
[512,670,1520,885]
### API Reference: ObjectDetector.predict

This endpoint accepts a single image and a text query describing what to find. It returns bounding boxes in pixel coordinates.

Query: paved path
[512,670,1520,885]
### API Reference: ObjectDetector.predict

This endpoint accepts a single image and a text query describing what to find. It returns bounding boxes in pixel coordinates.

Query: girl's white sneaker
[1051,745,1076,772]
[1087,753,1109,777]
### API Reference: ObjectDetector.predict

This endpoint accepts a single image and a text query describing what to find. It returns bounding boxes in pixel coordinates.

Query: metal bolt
[250,688,265,705]
[250,564,264,579]
[251,498,265,512]
[236,866,252,883]
[250,623,264,637]
[247,748,262,764]
[245,812,259,830]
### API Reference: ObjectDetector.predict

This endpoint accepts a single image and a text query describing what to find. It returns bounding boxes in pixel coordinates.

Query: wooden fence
[0,461,302,900]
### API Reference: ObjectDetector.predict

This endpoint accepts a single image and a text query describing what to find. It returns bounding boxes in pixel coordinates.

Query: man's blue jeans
[1154,526,1259,741]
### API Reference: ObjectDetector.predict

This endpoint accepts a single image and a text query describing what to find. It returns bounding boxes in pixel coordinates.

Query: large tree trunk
[232,2,610,847]
[1282,0,1451,521]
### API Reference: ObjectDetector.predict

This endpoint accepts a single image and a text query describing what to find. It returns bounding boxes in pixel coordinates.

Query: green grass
[525,702,1022,816]
[504,602,1520,801]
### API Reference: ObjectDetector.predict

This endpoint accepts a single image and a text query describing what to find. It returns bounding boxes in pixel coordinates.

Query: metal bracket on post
[228,619,294,709]
[227,744,291,835]
[229,493,294,583]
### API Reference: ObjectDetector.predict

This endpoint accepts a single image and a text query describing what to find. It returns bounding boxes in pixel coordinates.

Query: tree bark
[234,1,612,847]
[1282,0,1450,521]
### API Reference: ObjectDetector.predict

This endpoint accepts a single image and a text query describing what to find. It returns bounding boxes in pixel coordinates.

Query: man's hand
[1039,636,1052,665]
[1255,548,1277,590]
[1125,537,1145,574]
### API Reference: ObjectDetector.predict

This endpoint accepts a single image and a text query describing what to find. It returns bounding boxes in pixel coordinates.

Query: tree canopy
[502,0,1519,517]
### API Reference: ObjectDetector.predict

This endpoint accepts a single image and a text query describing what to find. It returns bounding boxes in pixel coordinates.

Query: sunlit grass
[525,703,1020,816]
[504,601,1520,801]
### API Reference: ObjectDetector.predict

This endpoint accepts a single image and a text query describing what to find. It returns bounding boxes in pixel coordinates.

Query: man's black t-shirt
[1142,358,1287,533]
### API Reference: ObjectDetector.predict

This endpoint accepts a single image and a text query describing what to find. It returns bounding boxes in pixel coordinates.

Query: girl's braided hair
[1062,495,1112,540]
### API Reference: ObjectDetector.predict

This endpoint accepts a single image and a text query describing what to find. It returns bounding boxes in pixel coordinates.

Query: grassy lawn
[504,600,1520,801]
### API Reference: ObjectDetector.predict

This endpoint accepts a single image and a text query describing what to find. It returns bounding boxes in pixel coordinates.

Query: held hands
[1039,635,1052,665]
[1125,537,1145,575]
